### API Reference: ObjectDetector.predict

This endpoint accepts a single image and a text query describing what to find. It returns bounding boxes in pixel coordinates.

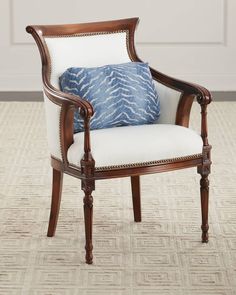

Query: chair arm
[44,83,94,119]
[44,84,94,165]
[150,67,212,103]
[150,66,212,147]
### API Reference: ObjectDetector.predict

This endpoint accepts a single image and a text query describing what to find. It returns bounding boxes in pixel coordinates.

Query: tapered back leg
[131,176,141,222]
[47,168,63,237]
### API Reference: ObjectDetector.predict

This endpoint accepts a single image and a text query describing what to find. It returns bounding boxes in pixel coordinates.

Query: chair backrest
[44,29,133,89]
[27,19,137,89]
[27,18,181,160]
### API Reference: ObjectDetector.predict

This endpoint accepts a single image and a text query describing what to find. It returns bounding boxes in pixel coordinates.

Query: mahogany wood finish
[199,171,210,243]
[26,18,212,264]
[175,94,195,127]
[131,176,141,222]
[197,144,211,243]
[47,168,63,237]
[82,180,94,264]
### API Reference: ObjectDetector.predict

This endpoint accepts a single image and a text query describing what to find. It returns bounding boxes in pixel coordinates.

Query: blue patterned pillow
[59,62,160,133]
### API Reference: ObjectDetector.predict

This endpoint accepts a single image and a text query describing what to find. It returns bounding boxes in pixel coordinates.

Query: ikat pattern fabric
[59,62,160,133]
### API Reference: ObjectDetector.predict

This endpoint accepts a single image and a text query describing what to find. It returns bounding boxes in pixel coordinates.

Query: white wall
[0,0,235,91]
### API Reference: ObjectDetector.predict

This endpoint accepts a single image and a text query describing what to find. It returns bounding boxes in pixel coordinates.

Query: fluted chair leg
[47,168,63,237]
[82,181,94,264]
[200,174,209,242]
[131,176,141,222]
[198,166,210,243]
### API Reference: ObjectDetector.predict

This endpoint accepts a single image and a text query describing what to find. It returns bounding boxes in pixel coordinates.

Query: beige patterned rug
[0,101,236,295]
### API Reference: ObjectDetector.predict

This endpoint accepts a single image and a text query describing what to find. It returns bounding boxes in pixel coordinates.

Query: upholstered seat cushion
[67,124,203,169]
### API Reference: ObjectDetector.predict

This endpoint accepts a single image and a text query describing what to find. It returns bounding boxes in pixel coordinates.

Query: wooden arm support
[44,84,94,166]
[150,66,212,99]
[150,66,212,146]
[44,83,94,119]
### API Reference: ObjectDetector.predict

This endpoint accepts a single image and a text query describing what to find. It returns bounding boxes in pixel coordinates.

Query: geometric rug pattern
[0,101,236,294]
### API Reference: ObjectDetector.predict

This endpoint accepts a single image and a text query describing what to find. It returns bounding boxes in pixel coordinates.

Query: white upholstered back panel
[44,32,131,88]
[154,81,182,124]
[44,32,131,160]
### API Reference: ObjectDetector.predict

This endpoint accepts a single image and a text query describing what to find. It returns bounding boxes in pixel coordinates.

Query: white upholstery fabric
[154,81,182,124]
[67,124,203,168]
[43,94,62,160]
[44,32,131,159]
[44,32,131,88]
[43,32,184,160]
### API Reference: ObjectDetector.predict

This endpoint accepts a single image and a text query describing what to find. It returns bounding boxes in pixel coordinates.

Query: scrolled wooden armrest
[192,83,212,105]
[44,83,94,119]
[150,66,212,103]
[149,66,212,147]
[149,64,211,121]
[44,83,94,165]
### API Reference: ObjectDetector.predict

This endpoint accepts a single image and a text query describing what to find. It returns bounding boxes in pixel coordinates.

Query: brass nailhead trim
[67,153,202,172]
[59,107,63,161]
[45,30,129,39]
[94,153,202,171]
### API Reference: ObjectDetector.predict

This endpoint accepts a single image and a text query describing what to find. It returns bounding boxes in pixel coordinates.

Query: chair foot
[201,225,209,243]
[85,244,93,264]
[47,168,63,237]
[131,176,141,222]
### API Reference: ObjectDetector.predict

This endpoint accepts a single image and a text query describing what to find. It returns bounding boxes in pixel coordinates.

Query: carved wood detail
[82,181,94,264]
[81,142,95,264]
[197,144,211,243]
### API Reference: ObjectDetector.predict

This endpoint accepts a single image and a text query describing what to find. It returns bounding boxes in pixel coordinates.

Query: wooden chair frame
[26,18,212,264]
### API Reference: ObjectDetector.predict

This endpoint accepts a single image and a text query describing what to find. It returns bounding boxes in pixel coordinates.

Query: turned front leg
[82,181,94,264]
[198,156,211,244]
[200,173,209,243]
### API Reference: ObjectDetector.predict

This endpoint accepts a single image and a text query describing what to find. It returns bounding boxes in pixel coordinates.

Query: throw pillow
[59,62,160,133]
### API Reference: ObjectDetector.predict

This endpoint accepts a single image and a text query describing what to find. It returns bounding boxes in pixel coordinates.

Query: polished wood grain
[26,18,212,264]
[82,181,94,264]
[62,156,203,180]
[47,168,63,237]
[81,149,95,263]
[197,145,211,242]
[175,94,195,127]
[199,172,210,243]
[131,176,141,222]
[27,18,138,37]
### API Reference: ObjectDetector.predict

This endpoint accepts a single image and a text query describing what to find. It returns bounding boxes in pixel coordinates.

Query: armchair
[26,18,212,264]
